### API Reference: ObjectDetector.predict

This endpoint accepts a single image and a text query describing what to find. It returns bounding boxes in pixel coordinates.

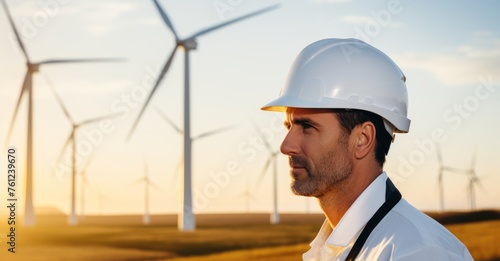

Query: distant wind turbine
[464,152,487,210]
[436,145,463,213]
[235,175,257,213]
[48,81,121,226]
[1,0,123,226]
[126,1,278,231]
[131,160,162,225]
[253,122,280,224]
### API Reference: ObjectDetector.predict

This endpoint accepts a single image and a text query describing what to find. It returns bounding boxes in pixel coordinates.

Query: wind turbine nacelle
[181,38,198,51]
[28,63,40,73]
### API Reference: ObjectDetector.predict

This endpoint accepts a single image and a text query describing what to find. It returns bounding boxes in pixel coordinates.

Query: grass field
[0,212,498,261]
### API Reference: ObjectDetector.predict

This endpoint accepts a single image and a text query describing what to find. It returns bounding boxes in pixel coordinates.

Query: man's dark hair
[333,109,392,167]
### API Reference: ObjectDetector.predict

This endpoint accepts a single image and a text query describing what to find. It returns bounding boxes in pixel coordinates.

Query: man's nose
[280,130,299,156]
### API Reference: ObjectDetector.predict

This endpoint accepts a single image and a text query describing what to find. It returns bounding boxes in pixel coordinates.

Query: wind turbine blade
[53,133,72,173]
[149,181,162,191]
[79,112,122,126]
[82,175,92,190]
[443,166,466,174]
[187,4,280,39]
[475,178,488,195]
[127,47,179,141]
[154,106,182,134]
[151,0,179,40]
[97,188,107,200]
[80,149,96,180]
[81,151,97,175]
[5,72,29,144]
[1,0,30,61]
[129,178,145,187]
[255,157,272,189]
[236,191,253,199]
[192,124,236,141]
[39,58,126,64]
[43,74,74,124]
[236,188,257,201]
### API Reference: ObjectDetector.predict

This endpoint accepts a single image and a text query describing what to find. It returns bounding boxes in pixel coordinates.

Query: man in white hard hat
[261,38,473,260]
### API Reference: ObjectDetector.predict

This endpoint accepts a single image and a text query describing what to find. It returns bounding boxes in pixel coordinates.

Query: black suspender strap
[345,178,402,261]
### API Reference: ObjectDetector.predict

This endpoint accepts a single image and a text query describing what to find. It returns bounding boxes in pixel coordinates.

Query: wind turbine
[131,160,162,225]
[253,123,280,224]
[436,145,463,213]
[141,161,157,225]
[127,1,278,231]
[1,0,123,226]
[464,152,486,211]
[133,158,160,225]
[48,82,121,226]
[235,175,257,213]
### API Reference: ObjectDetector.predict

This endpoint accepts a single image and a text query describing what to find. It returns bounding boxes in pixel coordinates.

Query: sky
[0,0,499,218]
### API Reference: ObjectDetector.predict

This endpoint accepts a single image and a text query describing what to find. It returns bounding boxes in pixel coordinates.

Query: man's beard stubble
[290,140,352,198]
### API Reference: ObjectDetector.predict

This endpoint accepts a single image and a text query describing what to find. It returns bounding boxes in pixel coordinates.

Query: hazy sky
[0,0,499,217]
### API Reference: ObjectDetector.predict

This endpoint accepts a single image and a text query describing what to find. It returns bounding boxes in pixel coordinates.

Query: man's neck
[317,165,382,228]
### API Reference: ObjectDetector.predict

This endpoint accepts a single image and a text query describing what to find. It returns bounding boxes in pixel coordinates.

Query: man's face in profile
[281,108,353,197]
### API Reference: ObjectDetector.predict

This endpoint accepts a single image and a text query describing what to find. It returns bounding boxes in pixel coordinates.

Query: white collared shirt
[303,172,473,261]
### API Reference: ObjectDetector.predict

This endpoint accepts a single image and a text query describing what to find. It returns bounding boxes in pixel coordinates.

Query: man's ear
[353,122,376,160]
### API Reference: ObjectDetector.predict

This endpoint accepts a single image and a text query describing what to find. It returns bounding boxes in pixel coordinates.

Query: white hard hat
[261,38,410,135]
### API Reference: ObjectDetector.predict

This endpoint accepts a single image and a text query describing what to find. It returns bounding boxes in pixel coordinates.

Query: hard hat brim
[261,95,410,133]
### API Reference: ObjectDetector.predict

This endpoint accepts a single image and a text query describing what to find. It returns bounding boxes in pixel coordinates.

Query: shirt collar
[310,172,388,248]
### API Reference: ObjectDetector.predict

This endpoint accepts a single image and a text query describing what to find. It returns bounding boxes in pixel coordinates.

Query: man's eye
[302,124,312,130]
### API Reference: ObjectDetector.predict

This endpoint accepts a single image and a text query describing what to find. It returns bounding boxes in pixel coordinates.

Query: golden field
[0,212,498,261]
